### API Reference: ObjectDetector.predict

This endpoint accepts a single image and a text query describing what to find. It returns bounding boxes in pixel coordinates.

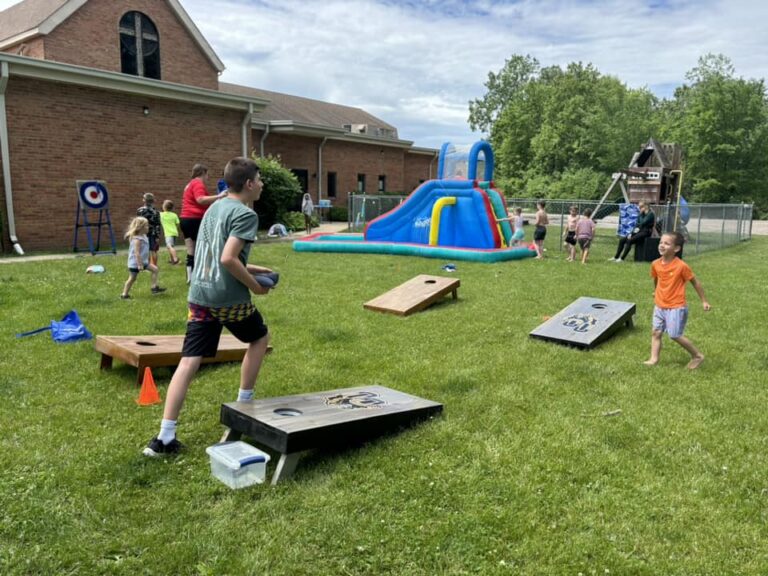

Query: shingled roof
[0,0,68,44]
[219,82,400,140]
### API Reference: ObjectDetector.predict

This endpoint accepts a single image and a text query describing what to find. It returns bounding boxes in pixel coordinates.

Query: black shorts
[534,225,547,241]
[564,231,576,245]
[181,306,268,358]
[179,218,203,242]
[578,238,592,249]
[148,235,160,252]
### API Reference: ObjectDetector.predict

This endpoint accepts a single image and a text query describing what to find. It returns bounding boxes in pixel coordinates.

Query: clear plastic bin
[206,441,270,489]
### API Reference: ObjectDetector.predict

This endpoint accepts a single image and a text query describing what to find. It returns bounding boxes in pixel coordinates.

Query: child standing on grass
[563,205,579,261]
[137,193,162,267]
[533,200,549,259]
[143,157,273,457]
[160,199,181,265]
[121,217,166,299]
[575,208,596,264]
[511,207,525,245]
[644,232,711,369]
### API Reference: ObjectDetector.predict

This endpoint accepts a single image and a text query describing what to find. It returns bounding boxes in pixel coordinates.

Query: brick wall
[40,0,219,89]
[257,131,433,208]
[1,37,46,59]
[1,77,245,252]
[404,152,438,191]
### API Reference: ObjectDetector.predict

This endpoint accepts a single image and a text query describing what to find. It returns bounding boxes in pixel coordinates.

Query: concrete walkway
[0,221,351,264]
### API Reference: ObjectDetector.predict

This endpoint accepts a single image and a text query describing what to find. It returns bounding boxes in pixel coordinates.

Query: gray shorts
[652,306,688,338]
[165,236,177,248]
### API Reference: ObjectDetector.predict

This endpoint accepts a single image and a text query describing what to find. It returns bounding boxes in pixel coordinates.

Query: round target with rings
[78,181,109,209]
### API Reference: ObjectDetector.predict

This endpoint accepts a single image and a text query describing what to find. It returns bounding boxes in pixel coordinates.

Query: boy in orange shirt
[644,232,711,369]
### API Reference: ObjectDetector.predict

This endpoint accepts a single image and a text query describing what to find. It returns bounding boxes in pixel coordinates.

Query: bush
[283,211,316,232]
[252,154,302,228]
[328,206,348,222]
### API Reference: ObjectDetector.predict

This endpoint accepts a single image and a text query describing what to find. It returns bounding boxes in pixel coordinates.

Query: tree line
[468,54,768,215]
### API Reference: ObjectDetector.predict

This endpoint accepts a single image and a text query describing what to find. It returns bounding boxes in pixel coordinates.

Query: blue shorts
[652,306,688,339]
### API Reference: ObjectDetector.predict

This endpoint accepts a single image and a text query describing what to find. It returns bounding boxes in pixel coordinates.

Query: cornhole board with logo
[529,297,636,350]
[363,274,460,316]
[220,385,443,484]
[96,335,272,385]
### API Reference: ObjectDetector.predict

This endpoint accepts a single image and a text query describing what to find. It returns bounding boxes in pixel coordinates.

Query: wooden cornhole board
[529,297,636,350]
[363,274,460,316]
[96,335,271,385]
[220,385,443,484]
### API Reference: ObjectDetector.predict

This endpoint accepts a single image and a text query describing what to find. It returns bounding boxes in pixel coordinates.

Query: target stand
[220,385,443,484]
[74,180,116,255]
[529,297,636,350]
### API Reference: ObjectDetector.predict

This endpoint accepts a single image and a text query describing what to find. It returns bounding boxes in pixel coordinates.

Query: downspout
[317,137,327,202]
[0,61,23,255]
[259,123,270,158]
[429,151,438,180]
[240,102,253,157]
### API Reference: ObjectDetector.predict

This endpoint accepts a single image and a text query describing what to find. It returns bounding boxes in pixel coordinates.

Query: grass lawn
[1,232,767,575]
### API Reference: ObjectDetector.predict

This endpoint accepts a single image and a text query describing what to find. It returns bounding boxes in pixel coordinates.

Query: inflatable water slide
[293,141,535,262]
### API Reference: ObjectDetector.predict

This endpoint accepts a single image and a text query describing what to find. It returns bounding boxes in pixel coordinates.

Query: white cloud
[1,0,766,148]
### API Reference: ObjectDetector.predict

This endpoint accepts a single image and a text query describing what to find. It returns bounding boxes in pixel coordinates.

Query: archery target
[78,181,109,209]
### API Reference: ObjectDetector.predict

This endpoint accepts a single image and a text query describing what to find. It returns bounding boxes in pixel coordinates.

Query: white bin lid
[206,441,270,470]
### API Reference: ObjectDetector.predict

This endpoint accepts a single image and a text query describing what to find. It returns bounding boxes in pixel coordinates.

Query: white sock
[158,419,177,444]
[237,389,254,402]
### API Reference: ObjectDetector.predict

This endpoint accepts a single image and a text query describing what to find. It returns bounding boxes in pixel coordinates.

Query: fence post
[695,206,701,255]
[721,205,726,248]
[559,201,565,253]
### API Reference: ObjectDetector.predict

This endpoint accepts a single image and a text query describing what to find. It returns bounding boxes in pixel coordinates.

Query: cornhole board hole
[96,335,272,385]
[529,297,636,350]
[220,385,443,484]
[363,274,460,316]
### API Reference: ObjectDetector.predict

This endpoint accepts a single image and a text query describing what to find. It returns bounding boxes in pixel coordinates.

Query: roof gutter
[0,61,23,254]
[0,53,267,111]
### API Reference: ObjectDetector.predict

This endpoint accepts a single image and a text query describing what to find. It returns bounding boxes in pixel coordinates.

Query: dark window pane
[120,35,138,75]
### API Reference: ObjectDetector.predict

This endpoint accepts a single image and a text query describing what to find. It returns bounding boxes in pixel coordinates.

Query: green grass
[1,234,767,575]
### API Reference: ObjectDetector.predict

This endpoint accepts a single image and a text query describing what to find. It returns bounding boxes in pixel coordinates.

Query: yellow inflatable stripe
[429,196,457,246]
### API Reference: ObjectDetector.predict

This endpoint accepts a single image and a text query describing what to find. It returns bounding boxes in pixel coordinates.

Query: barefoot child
[644,232,711,369]
[563,205,579,261]
[575,208,596,264]
[533,200,548,259]
[121,217,166,299]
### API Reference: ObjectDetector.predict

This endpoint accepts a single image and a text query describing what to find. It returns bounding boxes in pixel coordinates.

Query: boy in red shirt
[644,232,711,369]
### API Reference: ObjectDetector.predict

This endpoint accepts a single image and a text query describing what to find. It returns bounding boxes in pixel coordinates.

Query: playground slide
[365,179,501,249]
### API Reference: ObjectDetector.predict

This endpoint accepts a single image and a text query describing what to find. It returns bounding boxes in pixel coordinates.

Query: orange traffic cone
[137,367,162,406]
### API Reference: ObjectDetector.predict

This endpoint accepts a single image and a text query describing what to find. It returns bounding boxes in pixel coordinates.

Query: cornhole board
[529,297,635,350]
[363,274,460,316]
[96,335,272,385]
[220,385,443,484]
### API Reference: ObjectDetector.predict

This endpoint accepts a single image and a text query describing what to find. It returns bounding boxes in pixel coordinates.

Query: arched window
[119,11,161,79]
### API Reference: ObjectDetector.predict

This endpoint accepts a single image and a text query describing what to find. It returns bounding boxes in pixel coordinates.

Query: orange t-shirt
[650,257,694,308]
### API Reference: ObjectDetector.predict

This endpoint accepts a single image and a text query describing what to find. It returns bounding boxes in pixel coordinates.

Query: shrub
[252,154,302,228]
[283,211,316,231]
[328,206,348,222]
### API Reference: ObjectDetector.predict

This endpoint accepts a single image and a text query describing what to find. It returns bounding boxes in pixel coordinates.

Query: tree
[668,54,768,210]
[251,154,302,228]
[468,54,539,134]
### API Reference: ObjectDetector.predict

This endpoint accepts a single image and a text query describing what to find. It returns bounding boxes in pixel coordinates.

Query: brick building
[0,0,437,253]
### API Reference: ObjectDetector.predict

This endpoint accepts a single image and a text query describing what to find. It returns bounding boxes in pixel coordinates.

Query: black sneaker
[150,286,167,294]
[120,294,131,300]
[142,436,184,457]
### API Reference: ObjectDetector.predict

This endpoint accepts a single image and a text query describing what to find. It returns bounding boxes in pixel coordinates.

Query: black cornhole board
[529,297,635,349]
[220,385,443,484]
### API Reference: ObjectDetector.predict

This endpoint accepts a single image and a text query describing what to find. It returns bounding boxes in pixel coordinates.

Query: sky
[1,0,767,148]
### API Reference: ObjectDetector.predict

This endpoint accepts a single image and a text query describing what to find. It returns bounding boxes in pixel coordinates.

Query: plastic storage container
[206,441,271,489]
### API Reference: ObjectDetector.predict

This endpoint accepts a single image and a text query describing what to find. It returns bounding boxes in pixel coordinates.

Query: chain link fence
[347,193,753,256]
[505,198,753,256]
